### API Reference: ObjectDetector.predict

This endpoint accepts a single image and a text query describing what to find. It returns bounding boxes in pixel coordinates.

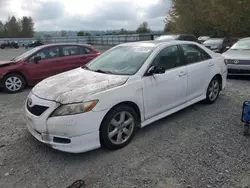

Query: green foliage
[136,21,151,33]
[166,0,250,37]
[0,15,35,38]
[77,31,91,36]
[20,16,35,37]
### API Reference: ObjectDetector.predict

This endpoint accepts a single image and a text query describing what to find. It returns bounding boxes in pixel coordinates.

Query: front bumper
[25,92,108,153]
[227,64,250,75]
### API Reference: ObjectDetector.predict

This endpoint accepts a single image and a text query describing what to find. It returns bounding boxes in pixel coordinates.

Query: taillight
[96,52,101,56]
[224,59,228,65]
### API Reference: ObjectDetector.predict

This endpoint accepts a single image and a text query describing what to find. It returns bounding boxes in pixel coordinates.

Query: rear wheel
[243,124,249,136]
[100,104,138,150]
[204,76,220,104]
[3,73,26,93]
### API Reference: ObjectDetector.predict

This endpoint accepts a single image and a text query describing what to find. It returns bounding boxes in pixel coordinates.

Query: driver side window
[28,47,60,62]
[151,45,183,70]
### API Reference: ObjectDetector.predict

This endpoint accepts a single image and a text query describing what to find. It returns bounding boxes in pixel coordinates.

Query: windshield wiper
[93,69,114,74]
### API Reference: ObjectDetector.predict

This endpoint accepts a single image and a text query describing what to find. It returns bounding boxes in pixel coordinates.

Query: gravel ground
[0,48,250,188]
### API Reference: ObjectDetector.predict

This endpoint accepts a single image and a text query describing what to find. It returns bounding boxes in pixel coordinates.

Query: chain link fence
[0,34,162,46]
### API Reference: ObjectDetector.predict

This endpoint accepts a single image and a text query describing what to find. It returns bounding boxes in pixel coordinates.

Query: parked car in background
[155,34,198,42]
[203,38,235,53]
[0,43,100,93]
[198,36,210,44]
[25,40,227,153]
[0,41,19,49]
[223,37,250,75]
[27,40,44,48]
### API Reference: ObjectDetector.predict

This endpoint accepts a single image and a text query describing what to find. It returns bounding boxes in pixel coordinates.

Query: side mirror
[147,66,165,76]
[34,56,41,63]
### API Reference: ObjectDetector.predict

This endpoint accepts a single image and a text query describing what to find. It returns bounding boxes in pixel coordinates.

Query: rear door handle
[179,71,187,77]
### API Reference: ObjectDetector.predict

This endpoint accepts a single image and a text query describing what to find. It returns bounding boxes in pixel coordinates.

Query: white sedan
[25,40,227,153]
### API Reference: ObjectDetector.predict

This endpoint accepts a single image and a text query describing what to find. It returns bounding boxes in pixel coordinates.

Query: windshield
[204,39,223,44]
[12,47,41,61]
[230,40,250,50]
[155,35,177,41]
[199,36,210,40]
[85,46,154,75]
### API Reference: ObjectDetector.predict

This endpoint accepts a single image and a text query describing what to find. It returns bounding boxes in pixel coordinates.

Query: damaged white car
[25,40,227,153]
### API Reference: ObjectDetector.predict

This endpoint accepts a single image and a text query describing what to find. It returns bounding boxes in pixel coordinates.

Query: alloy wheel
[208,79,219,101]
[108,111,135,145]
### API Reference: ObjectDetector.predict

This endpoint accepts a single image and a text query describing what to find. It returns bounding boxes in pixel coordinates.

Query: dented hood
[0,60,15,66]
[32,68,129,104]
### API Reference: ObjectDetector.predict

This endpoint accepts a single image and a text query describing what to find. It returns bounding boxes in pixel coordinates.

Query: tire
[204,76,221,104]
[243,124,249,136]
[3,73,26,93]
[1,45,5,49]
[100,104,138,150]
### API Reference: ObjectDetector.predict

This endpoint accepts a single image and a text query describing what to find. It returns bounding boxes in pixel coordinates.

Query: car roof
[119,40,198,48]
[39,43,92,48]
[205,38,225,41]
[240,37,250,41]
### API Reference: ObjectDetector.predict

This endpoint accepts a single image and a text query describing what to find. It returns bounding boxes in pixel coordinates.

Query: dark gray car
[203,38,234,53]
[222,38,250,75]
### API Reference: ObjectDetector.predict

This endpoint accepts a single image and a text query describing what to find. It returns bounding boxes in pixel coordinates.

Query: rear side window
[180,44,211,64]
[79,46,92,54]
[62,46,80,56]
[181,35,197,42]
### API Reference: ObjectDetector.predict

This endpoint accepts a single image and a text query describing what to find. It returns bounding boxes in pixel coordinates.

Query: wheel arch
[213,74,222,90]
[99,101,142,131]
[3,71,28,85]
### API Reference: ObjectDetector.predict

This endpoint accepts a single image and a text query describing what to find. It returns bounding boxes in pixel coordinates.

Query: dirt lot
[0,47,250,188]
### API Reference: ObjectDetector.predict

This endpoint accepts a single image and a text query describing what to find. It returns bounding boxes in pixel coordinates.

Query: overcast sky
[0,0,170,31]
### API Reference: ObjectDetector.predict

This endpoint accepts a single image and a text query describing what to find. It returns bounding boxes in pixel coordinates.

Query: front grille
[228,69,250,74]
[27,103,49,116]
[226,59,250,65]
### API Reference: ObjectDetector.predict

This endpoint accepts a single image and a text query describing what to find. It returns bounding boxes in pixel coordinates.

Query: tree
[119,28,128,34]
[20,16,35,37]
[5,16,21,38]
[0,21,4,37]
[166,0,250,37]
[84,32,91,36]
[77,31,85,36]
[136,22,151,33]
[77,31,91,36]
[61,30,67,37]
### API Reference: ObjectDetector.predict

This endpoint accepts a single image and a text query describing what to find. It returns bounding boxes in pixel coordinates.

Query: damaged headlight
[51,100,98,117]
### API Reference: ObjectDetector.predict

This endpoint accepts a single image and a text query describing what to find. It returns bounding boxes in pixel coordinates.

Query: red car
[0,43,100,93]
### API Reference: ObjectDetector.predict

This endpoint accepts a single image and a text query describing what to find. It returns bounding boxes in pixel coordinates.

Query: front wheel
[204,77,220,104]
[3,73,26,93]
[100,105,138,150]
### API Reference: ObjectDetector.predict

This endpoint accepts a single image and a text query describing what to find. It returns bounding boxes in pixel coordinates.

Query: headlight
[51,100,98,117]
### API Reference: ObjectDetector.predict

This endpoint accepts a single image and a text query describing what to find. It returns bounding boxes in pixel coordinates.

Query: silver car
[223,37,250,75]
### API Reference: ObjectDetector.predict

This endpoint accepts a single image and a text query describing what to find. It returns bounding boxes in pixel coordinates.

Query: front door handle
[209,62,214,67]
[179,71,187,77]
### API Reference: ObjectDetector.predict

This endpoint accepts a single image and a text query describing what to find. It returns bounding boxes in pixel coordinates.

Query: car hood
[223,50,250,60]
[0,60,15,67]
[32,68,129,104]
[203,43,222,49]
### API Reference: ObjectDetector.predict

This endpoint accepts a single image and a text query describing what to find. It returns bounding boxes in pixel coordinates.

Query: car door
[24,46,63,84]
[142,45,188,120]
[179,44,212,101]
[60,45,96,72]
